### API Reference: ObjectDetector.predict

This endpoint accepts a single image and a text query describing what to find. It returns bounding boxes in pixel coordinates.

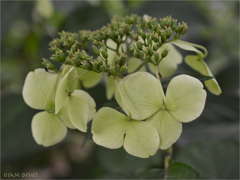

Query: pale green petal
[55,67,78,114]
[106,39,117,65]
[23,68,58,110]
[81,71,103,88]
[92,107,127,149]
[147,111,182,149]
[36,0,54,19]
[92,107,159,158]
[106,39,127,65]
[204,79,222,95]
[76,68,103,88]
[172,40,204,57]
[123,120,159,158]
[185,55,222,95]
[128,57,146,73]
[72,90,96,122]
[67,95,89,132]
[32,111,67,146]
[106,76,121,100]
[149,43,182,77]
[116,72,164,120]
[57,99,76,129]
[166,75,207,122]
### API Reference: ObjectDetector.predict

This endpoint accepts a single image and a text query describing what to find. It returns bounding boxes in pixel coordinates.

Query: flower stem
[164,146,173,180]
[131,62,146,73]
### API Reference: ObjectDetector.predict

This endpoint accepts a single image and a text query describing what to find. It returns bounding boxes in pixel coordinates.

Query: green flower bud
[136,42,143,50]
[93,46,100,55]
[42,58,57,71]
[154,52,160,64]
[101,50,108,59]
[133,49,140,58]
[147,47,154,56]
[153,43,159,51]
[161,48,169,58]
[110,66,116,76]
[147,39,152,47]
[120,65,127,74]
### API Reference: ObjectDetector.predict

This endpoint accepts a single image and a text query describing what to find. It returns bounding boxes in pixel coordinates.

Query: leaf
[185,55,222,95]
[22,68,58,110]
[137,168,165,179]
[92,107,159,158]
[166,75,207,122]
[172,40,204,57]
[168,162,201,179]
[72,89,96,121]
[147,110,182,150]
[55,67,78,114]
[175,140,239,179]
[116,72,164,120]
[31,111,67,147]
[92,107,127,149]
[148,43,183,78]
[67,94,89,132]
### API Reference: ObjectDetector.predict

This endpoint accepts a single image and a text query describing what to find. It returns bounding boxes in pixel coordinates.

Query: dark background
[1,1,239,179]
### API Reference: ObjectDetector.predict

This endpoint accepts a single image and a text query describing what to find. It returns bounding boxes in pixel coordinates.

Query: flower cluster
[23,14,222,158]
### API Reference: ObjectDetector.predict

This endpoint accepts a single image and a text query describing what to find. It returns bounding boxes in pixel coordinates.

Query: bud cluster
[44,14,188,77]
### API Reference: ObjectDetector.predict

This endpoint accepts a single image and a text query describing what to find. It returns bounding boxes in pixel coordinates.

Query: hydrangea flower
[22,67,96,146]
[92,72,206,158]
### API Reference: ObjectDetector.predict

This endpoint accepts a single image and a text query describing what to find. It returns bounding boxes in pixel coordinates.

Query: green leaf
[172,40,204,57]
[22,68,58,110]
[166,75,207,122]
[168,162,201,179]
[149,43,182,77]
[185,55,222,95]
[55,67,78,114]
[57,99,76,129]
[92,107,127,149]
[72,89,96,121]
[175,140,239,179]
[92,107,159,158]
[116,72,164,120]
[76,68,103,88]
[147,110,182,149]
[31,111,67,146]
[137,168,165,179]
[67,94,89,132]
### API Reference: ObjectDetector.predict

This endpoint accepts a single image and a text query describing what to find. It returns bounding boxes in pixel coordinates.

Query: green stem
[114,79,132,118]
[175,40,208,58]
[155,66,166,103]
[164,146,173,180]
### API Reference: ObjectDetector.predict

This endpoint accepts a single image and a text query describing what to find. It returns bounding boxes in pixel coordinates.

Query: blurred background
[1,0,239,179]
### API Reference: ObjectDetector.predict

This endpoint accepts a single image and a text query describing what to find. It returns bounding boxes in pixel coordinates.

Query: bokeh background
[1,0,239,179]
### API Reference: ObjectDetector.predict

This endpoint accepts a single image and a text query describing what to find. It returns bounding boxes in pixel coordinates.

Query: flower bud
[136,42,143,50]
[101,50,108,59]
[161,48,169,58]
[93,46,100,55]
[154,52,160,64]
[147,47,154,56]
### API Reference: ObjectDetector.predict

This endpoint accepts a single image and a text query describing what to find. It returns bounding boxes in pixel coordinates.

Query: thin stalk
[164,146,173,180]
[114,79,132,118]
